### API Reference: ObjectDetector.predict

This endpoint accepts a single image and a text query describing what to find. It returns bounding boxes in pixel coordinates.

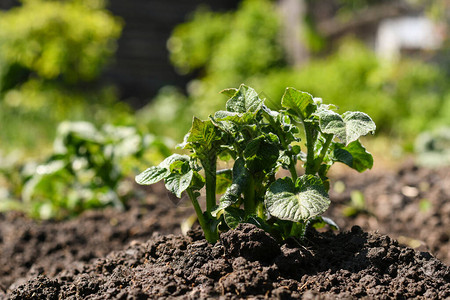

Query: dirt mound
[6,223,450,299]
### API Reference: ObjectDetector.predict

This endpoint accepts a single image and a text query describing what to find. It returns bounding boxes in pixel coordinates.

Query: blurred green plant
[414,126,450,168]
[0,121,171,219]
[0,0,122,87]
[0,0,125,153]
[342,190,371,217]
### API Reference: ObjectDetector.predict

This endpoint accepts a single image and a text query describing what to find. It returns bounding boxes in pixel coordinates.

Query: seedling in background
[136,85,376,243]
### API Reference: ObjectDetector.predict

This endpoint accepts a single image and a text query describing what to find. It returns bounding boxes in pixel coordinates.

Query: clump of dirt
[327,161,450,264]
[6,224,450,299]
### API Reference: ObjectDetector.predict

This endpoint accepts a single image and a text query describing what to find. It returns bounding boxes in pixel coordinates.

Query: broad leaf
[165,170,194,198]
[341,111,376,145]
[281,87,315,119]
[333,140,373,172]
[316,110,376,145]
[225,84,263,113]
[265,175,330,222]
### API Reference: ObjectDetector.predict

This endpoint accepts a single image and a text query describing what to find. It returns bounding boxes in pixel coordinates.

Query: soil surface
[0,162,449,299]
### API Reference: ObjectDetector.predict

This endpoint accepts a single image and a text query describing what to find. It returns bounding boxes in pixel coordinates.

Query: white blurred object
[376,16,443,61]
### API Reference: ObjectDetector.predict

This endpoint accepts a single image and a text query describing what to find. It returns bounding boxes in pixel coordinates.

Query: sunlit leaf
[265,175,330,222]
[333,140,373,172]
[226,84,263,113]
[281,87,315,119]
[342,111,376,145]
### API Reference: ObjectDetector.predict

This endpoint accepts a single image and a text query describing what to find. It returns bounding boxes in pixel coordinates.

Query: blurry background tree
[0,0,128,154]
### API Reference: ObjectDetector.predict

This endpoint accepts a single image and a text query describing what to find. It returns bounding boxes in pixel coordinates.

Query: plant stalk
[304,123,317,175]
[314,134,333,171]
[186,188,217,243]
[201,155,217,212]
[243,174,256,214]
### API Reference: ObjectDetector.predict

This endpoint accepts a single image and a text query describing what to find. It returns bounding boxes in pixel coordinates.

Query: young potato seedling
[136,85,376,243]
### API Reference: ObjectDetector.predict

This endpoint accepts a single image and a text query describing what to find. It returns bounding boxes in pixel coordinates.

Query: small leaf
[216,169,232,194]
[309,216,339,230]
[186,117,220,146]
[220,88,238,98]
[223,207,246,229]
[212,158,249,216]
[135,154,190,185]
[342,111,376,145]
[333,140,373,172]
[315,109,346,142]
[265,175,330,222]
[214,110,256,125]
[281,87,315,119]
[165,170,194,198]
[135,166,169,185]
[225,84,263,113]
[243,136,279,173]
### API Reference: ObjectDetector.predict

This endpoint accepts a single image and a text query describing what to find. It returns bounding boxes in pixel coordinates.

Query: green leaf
[281,87,315,119]
[309,216,339,230]
[223,207,246,229]
[225,84,263,113]
[315,109,346,142]
[315,110,376,145]
[165,170,194,198]
[135,166,170,185]
[212,158,249,216]
[265,175,330,222]
[214,110,256,125]
[341,111,376,145]
[243,136,279,173]
[135,154,190,185]
[333,140,373,172]
[186,117,220,146]
[216,169,232,194]
[220,88,238,98]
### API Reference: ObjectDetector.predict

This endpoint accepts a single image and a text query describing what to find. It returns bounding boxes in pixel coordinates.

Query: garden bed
[1,162,449,299]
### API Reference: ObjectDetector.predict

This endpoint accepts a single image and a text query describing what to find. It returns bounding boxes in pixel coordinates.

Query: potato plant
[136,85,376,243]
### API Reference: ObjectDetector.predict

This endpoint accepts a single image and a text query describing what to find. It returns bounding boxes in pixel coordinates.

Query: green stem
[304,123,317,175]
[266,112,298,181]
[315,134,333,170]
[256,201,265,220]
[243,174,256,214]
[186,188,218,243]
[289,222,306,238]
[289,163,298,182]
[201,155,217,212]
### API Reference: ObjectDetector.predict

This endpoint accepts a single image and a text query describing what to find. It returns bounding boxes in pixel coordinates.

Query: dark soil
[1,162,449,299]
[327,160,450,265]
[4,224,450,299]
